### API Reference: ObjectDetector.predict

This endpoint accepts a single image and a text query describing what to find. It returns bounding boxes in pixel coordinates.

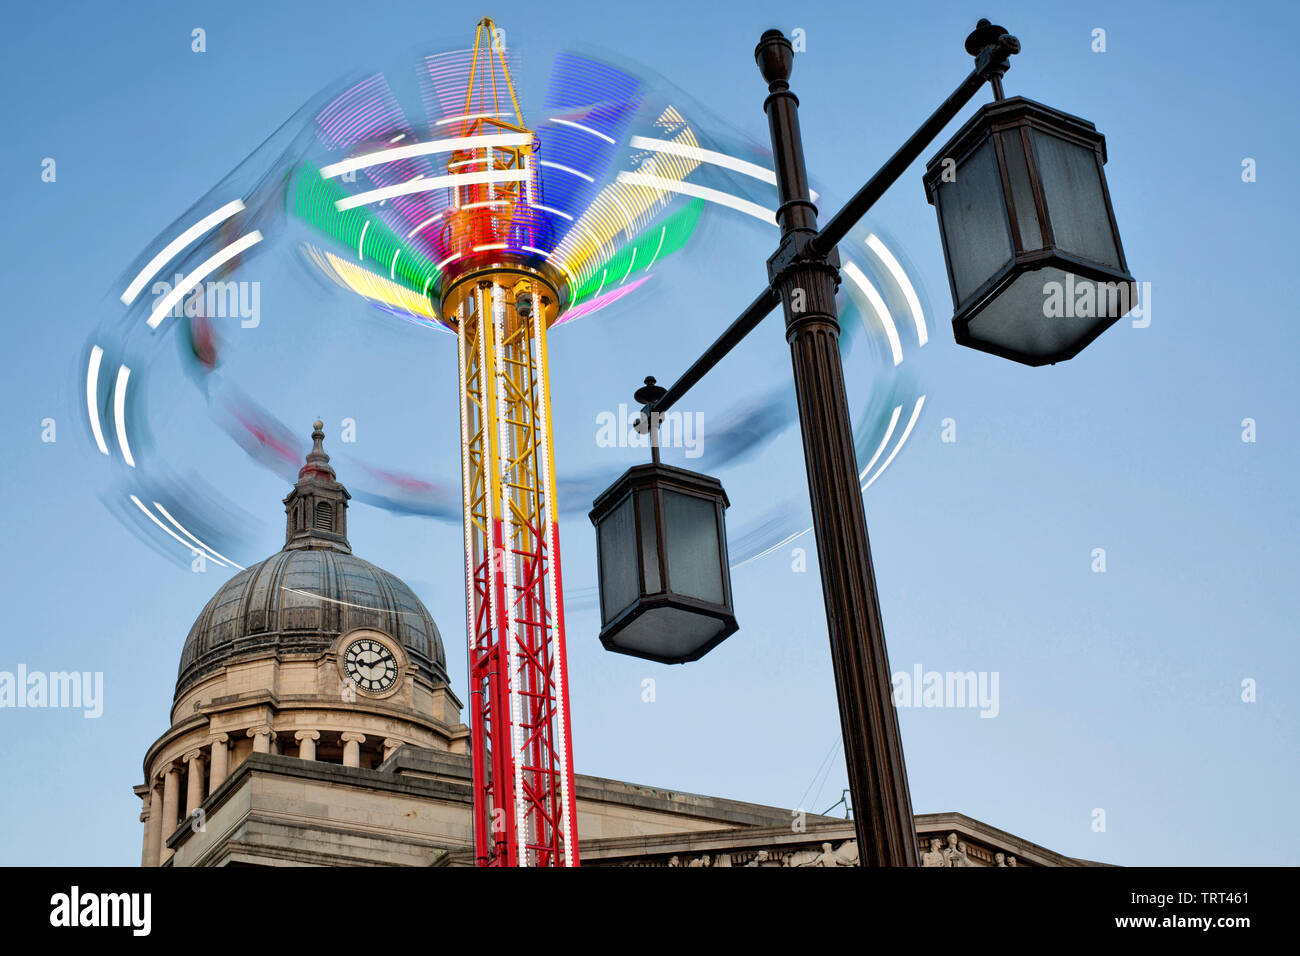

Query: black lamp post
[591,19,1130,866]
[753,26,921,869]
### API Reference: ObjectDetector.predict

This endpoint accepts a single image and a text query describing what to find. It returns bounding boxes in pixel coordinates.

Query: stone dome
[177,548,448,698]
[175,421,447,698]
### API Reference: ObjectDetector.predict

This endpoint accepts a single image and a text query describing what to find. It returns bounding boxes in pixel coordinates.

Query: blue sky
[1,0,1297,866]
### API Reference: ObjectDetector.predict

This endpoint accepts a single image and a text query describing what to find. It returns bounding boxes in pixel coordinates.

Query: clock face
[342,638,398,694]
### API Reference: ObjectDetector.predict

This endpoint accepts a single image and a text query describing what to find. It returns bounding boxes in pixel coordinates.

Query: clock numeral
[341,639,398,693]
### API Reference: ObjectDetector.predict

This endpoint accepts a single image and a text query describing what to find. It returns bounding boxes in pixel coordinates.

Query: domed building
[136,424,1105,868]
[137,422,469,866]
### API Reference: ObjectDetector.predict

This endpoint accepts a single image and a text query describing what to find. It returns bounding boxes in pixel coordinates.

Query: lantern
[923,96,1134,366]
[590,461,737,664]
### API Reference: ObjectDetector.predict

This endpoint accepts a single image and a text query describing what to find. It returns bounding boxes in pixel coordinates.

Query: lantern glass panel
[597,495,638,621]
[936,137,1013,302]
[964,265,1079,358]
[662,489,725,605]
[606,607,728,662]
[998,129,1044,251]
[1029,128,1121,269]
[635,489,660,593]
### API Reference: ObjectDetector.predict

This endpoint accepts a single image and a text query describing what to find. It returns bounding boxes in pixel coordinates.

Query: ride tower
[436,18,578,868]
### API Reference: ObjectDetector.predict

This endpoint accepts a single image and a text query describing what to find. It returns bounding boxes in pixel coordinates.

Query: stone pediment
[579,813,1108,868]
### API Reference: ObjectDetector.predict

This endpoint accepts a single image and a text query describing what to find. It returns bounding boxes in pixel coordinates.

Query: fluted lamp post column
[755,30,919,867]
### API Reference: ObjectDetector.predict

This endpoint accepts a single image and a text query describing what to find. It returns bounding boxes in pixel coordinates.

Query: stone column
[149,777,166,867]
[340,732,366,768]
[295,730,320,761]
[140,787,158,868]
[184,750,207,817]
[248,725,275,754]
[207,733,229,792]
[383,738,402,762]
[159,764,181,864]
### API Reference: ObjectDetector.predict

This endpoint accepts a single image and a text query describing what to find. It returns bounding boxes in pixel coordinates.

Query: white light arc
[843,261,903,366]
[114,364,134,468]
[859,405,902,481]
[550,118,615,144]
[121,200,244,305]
[863,395,926,491]
[866,233,927,347]
[435,111,508,127]
[336,170,527,211]
[320,133,532,179]
[539,160,595,183]
[628,136,819,202]
[358,220,370,260]
[131,496,197,554]
[86,346,109,455]
[616,171,775,225]
[146,230,264,329]
[152,502,238,569]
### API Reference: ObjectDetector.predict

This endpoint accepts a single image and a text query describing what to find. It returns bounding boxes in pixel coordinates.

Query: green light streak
[290,163,441,298]
[569,198,704,303]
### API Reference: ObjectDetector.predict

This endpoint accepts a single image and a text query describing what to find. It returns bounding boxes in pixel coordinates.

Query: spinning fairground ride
[84,17,937,866]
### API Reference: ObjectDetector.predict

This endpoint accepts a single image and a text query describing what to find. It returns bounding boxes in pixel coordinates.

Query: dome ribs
[173,424,452,698]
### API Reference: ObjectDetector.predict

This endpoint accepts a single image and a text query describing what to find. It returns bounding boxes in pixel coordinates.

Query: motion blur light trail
[80,24,932,590]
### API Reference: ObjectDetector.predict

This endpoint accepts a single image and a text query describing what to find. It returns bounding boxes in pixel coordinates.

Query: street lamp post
[754,30,919,867]
[593,19,1129,866]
